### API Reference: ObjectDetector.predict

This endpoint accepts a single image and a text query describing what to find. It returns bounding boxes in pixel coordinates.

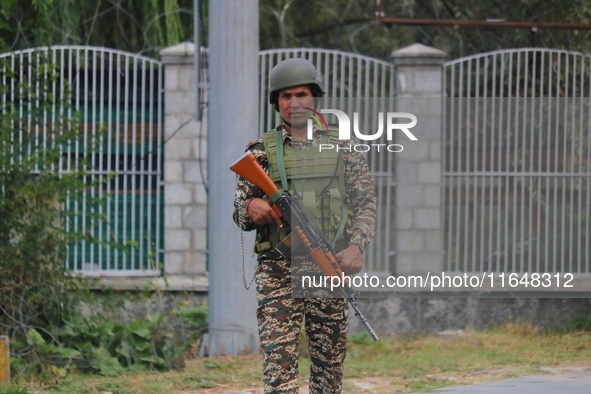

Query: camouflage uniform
[233,125,376,394]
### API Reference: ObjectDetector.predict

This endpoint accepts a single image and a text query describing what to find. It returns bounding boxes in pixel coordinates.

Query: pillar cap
[391,43,447,66]
[160,42,195,64]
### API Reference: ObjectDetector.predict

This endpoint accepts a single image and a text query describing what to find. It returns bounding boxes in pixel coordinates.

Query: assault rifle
[230,151,379,341]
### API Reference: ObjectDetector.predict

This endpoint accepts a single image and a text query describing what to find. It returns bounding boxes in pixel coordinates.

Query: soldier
[233,58,376,394]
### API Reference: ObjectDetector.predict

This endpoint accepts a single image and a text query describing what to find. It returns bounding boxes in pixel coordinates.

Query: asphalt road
[421,370,591,393]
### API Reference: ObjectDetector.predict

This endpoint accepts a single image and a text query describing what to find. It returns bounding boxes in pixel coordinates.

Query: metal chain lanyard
[237,177,256,290]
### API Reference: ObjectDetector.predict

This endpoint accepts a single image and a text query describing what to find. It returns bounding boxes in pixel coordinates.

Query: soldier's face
[277,85,315,130]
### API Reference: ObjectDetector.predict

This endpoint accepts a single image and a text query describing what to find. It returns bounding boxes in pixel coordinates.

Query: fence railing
[444,49,591,274]
[0,46,164,276]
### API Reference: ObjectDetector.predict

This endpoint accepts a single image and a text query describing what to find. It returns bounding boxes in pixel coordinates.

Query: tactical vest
[253,128,349,255]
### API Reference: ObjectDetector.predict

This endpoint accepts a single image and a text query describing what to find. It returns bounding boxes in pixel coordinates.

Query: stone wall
[160,42,208,291]
[349,295,591,337]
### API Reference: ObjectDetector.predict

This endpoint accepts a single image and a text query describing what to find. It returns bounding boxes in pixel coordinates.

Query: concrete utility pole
[206,0,260,356]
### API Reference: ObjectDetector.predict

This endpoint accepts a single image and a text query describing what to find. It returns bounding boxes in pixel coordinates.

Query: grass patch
[14,323,591,393]
[0,387,28,394]
[343,323,591,392]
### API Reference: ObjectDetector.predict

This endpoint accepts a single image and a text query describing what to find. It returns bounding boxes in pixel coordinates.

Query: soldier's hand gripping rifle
[230,151,379,341]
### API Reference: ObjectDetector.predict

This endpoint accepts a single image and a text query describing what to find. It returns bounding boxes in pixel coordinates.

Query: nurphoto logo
[305,106,418,153]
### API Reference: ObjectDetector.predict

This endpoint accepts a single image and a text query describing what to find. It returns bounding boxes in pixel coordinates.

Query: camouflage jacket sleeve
[341,141,377,251]
[232,139,268,231]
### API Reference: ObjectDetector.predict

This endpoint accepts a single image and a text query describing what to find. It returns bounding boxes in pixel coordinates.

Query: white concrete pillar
[391,43,447,275]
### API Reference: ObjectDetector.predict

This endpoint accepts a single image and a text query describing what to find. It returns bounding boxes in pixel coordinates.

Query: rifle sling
[276,129,289,191]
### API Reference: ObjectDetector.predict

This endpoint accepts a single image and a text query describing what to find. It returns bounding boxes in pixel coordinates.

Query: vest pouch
[301,191,317,224]
[253,226,272,254]
[254,222,288,255]
[257,128,348,256]
[318,188,345,245]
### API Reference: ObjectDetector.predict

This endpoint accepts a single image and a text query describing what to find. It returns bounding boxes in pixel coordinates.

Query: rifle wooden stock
[230,151,283,218]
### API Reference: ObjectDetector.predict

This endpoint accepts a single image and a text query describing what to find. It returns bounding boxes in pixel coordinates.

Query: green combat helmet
[269,58,325,110]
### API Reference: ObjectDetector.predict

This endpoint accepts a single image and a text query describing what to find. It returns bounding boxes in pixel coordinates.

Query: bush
[0,53,91,378]
[0,52,206,383]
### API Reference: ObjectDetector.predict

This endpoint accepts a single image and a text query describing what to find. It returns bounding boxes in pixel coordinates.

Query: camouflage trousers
[256,256,348,394]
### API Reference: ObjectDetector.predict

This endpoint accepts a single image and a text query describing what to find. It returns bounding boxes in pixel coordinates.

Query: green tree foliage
[259,0,591,59]
[0,0,198,56]
[3,1,591,59]
[260,0,402,58]
[0,53,99,377]
[385,0,591,57]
